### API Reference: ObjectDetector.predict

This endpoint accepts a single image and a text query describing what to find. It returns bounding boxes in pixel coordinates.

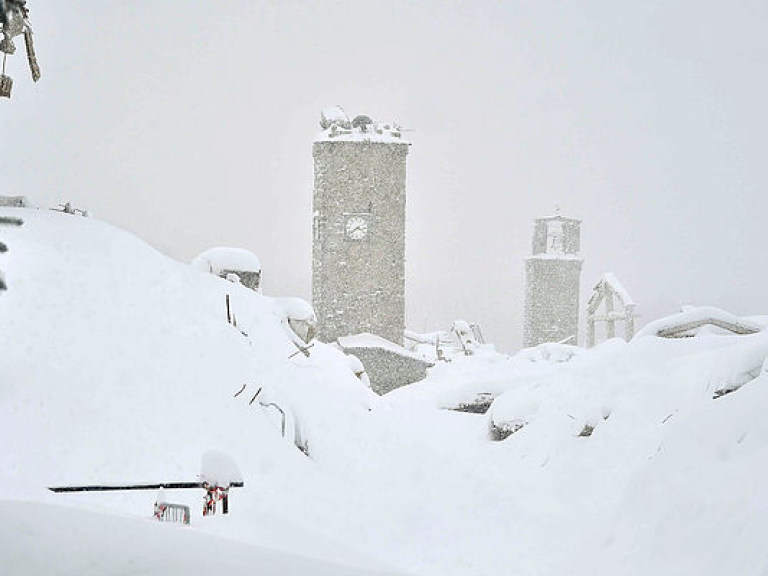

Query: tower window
[546,221,564,254]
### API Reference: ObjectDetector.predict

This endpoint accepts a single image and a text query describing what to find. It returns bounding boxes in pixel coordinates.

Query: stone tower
[523,212,584,347]
[312,107,409,345]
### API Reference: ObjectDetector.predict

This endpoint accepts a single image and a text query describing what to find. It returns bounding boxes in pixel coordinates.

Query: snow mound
[0,501,403,576]
[0,207,401,571]
[5,207,768,576]
[0,212,371,515]
[634,305,766,339]
[200,450,243,486]
[192,246,262,273]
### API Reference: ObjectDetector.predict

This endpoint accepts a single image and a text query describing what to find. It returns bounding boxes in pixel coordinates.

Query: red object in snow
[202,483,230,516]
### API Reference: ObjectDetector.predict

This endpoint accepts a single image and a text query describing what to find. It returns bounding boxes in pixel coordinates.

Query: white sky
[3,0,767,352]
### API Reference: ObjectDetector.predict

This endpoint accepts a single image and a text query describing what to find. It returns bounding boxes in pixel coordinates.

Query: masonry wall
[219,269,260,292]
[343,348,431,395]
[523,258,583,347]
[312,140,409,345]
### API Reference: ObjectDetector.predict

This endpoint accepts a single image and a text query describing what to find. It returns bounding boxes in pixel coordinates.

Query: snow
[314,127,408,144]
[338,332,425,360]
[273,297,317,346]
[273,296,316,322]
[3,208,768,576]
[0,501,402,576]
[382,347,529,410]
[192,246,262,274]
[200,450,243,486]
[345,353,370,387]
[0,208,388,571]
[634,305,766,339]
[515,341,583,363]
[320,105,350,129]
[598,271,635,306]
[314,107,408,144]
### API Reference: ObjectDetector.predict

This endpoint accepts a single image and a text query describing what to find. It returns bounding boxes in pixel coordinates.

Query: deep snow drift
[2,207,768,576]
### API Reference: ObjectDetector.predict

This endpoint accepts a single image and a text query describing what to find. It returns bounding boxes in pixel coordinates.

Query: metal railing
[154,502,190,525]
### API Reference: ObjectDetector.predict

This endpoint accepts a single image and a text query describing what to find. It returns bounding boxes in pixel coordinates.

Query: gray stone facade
[523,214,584,347]
[220,269,261,292]
[338,335,433,395]
[312,109,409,345]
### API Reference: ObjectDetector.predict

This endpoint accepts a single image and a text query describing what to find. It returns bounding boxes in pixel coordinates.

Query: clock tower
[312,107,410,344]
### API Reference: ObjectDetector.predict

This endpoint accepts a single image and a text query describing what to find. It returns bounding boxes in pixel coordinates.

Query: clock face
[345,215,369,240]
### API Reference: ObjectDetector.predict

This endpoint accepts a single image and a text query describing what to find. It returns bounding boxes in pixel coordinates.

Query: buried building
[192,247,262,292]
[338,333,433,395]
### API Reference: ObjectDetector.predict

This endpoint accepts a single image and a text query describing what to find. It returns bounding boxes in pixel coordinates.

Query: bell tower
[312,107,410,345]
[523,211,584,347]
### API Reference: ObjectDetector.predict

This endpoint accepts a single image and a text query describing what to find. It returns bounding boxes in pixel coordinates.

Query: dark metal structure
[48,481,244,493]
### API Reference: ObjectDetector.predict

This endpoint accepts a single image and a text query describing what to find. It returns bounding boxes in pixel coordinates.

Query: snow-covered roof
[314,106,409,144]
[589,272,635,307]
[403,330,447,345]
[634,306,766,339]
[192,247,261,274]
[599,273,634,306]
[338,333,426,361]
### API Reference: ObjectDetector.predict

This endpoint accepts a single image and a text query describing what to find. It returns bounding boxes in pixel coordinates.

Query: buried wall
[341,346,432,395]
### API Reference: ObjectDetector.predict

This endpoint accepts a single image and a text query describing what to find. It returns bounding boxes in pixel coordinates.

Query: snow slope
[379,334,768,575]
[0,207,391,573]
[2,207,768,576]
[0,501,399,576]
[0,208,369,489]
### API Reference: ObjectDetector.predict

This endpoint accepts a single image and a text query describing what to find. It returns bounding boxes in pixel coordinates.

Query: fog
[3,1,767,351]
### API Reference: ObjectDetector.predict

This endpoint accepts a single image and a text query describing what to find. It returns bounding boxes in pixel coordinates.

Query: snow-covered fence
[154,502,190,525]
[49,481,244,520]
